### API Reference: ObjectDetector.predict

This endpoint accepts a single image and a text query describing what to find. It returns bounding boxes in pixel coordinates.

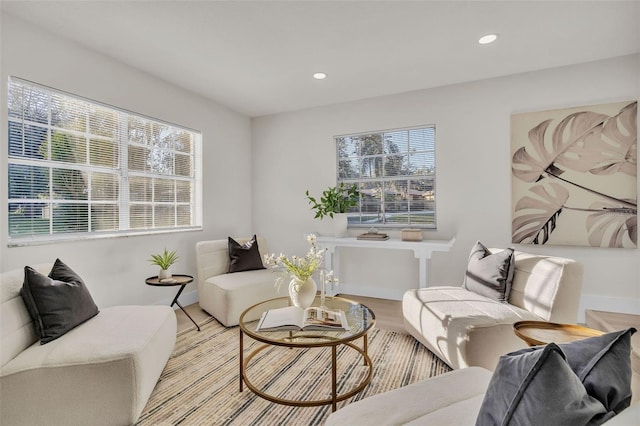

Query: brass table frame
[238,296,375,412]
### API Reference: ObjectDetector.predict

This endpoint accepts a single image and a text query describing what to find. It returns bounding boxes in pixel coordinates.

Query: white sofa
[0,264,177,426]
[403,249,583,370]
[195,236,282,327]
[325,366,640,425]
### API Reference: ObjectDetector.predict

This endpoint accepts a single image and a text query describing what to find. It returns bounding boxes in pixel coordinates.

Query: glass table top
[239,295,376,346]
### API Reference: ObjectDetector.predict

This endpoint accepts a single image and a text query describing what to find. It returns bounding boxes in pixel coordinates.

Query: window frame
[7,77,203,247]
[336,125,436,230]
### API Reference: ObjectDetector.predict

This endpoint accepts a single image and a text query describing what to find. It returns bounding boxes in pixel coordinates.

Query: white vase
[289,277,317,309]
[158,268,172,280]
[317,213,348,238]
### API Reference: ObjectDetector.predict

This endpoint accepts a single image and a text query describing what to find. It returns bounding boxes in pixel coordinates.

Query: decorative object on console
[511,101,637,248]
[228,235,266,273]
[149,248,179,279]
[357,228,389,240]
[401,228,423,241]
[306,183,359,237]
[263,234,328,309]
[20,258,99,344]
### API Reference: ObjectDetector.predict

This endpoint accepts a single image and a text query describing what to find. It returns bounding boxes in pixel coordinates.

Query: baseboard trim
[578,293,640,323]
[337,284,404,301]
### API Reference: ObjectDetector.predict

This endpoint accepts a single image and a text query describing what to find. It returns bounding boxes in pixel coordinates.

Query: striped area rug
[137,317,450,425]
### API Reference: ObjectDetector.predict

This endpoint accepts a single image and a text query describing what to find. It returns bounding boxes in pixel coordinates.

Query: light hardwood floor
[175,294,404,334]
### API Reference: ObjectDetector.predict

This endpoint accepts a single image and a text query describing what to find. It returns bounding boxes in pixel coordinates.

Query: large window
[7,77,202,245]
[337,126,436,228]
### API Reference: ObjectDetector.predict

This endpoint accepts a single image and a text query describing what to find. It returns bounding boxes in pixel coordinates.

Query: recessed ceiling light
[478,34,499,45]
[313,72,327,80]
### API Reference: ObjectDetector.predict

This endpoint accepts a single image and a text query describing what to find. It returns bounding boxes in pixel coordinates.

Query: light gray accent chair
[0,263,177,426]
[195,236,282,327]
[402,249,584,370]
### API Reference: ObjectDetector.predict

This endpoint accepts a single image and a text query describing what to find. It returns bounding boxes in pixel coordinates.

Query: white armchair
[402,249,584,370]
[195,236,281,326]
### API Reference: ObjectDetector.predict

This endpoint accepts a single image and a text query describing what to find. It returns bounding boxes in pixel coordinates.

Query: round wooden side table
[513,320,604,346]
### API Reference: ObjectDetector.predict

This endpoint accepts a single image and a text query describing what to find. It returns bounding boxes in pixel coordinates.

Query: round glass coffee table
[238,295,375,412]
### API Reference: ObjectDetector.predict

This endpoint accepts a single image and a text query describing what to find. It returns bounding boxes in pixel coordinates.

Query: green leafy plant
[149,248,179,270]
[305,183,359,220]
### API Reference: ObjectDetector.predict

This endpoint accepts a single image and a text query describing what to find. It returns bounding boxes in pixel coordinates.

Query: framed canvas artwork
[511,101,637,248]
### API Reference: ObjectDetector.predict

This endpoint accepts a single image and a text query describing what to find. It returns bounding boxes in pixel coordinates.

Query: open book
[256,306,349,331]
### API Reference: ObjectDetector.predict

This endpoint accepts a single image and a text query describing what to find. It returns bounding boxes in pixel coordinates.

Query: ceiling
[2,1,639,117]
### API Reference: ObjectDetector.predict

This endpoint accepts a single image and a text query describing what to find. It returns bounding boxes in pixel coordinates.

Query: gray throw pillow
[476,343,611,426]
[463,241,515,303]
[560,327,636,414]
[21,259,99,344]
[228,235,265,273]
[509,328,637,415]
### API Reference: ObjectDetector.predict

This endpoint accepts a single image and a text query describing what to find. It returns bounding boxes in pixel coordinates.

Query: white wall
[252,54,640,319]
[0,13,253,307]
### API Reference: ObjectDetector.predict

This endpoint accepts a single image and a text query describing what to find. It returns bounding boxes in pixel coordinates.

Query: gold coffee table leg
[332,345,337,411]
[241,341,372,411]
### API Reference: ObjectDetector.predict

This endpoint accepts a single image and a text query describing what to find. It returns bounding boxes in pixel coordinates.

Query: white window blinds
[336,125,436,228]
[7,77,202,244]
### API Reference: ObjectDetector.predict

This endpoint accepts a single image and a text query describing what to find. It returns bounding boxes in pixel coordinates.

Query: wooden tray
[513,320,604,347]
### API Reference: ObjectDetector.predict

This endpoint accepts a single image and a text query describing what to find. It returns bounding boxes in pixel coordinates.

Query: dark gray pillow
[476,343,611,426]
[463,241,515,302]
[510,328,637,415]
[228,235,265,273]
[21,259,99,344]
[560,327,637,414]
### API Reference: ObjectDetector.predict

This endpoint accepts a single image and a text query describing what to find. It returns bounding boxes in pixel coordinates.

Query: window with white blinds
[7,77,202,245]
[336,126,436,228]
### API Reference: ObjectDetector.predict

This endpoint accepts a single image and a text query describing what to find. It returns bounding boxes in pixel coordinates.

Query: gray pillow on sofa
[21,259,99,344]
[476,343,611,426]
[463,241,515,303]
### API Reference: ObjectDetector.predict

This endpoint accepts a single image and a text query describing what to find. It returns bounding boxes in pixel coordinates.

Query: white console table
[316,236,456,290]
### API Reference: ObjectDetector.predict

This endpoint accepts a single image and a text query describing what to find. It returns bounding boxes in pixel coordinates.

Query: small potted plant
[149,248,179,280]
[305,183,359,237]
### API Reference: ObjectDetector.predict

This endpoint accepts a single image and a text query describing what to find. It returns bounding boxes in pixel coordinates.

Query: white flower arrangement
[263,234,335,292]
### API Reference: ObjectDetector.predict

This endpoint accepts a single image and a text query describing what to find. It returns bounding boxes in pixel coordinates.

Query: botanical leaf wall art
[511,101,637,248]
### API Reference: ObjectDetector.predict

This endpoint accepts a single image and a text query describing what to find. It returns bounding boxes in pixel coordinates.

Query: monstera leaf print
[557,102,637,176]
[511,101,637,248]
[586,200,637,248]
[512,102,637,183]
[512,183,569,244]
